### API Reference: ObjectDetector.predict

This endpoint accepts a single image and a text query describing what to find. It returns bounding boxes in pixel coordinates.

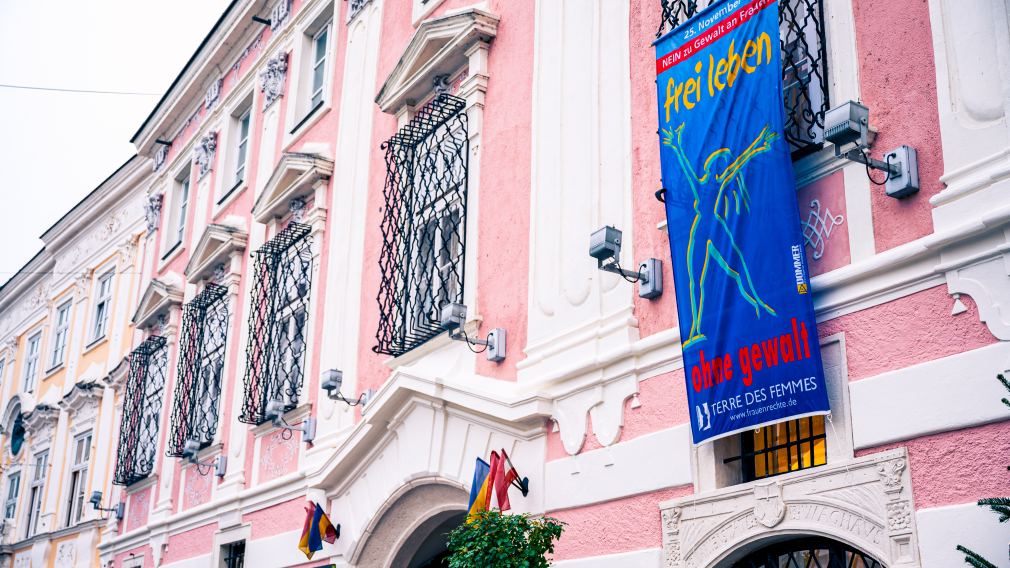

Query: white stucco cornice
[130,0,271,158]
[252,152,334,223]
[375,8,499,113]
[184,221,249,283]
[131,277,184,329]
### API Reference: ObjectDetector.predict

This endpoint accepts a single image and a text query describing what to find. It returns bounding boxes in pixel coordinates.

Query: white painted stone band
[917,502,1009,568]
[552,548,662,567]
[850,341,1010,449]
[544,425,692,512]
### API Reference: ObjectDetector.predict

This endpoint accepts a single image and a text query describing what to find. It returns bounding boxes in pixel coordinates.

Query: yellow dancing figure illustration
[662,123,779,348]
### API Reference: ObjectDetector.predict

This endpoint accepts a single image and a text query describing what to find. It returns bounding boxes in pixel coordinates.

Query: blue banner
[655,0,829,444]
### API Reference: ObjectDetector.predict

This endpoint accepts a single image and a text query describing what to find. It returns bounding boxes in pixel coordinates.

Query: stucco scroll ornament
[886,500,912,532]
[270,0,291,31]
[662,507,682,568]
[145,193,164,235]
[289,197,307,222]
[877,458,906,495]
[194,132,219,179]
[753,482,786,527]
[55,541,76,568]
[260,51,289,110]
[205,77,223,110]
[433,74,451,95]
[153,143,169,172]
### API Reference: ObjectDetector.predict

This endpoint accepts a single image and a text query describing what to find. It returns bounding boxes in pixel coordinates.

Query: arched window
[9,412,24,457]
[730,537,883,568]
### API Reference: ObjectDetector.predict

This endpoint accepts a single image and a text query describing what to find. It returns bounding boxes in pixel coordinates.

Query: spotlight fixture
[89,491,125,521]
[321,369,374,407]
[589,226,663,299]
[265,400,316,444]
[439,303,506,362]
[823,100,919,198]
[181,440,227,477]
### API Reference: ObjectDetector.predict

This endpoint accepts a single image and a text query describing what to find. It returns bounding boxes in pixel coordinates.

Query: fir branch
[998,373,1010,409]
[955,545,997,568]
[978,497,1010,523]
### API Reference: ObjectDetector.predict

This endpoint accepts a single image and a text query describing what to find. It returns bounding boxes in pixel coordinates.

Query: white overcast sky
[0,0,231,285]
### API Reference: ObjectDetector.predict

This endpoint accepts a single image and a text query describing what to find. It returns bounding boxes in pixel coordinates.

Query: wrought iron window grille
[730,536,883,568]
[113,335,169,486]
[167,284,229,458]
[656,0,830,158]
[240,222,314,426]
[374,93,469,357]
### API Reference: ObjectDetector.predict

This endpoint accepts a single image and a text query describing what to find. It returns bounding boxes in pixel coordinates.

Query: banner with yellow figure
[655,0,829,444]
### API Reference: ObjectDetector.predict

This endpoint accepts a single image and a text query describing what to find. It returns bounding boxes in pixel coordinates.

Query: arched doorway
[722,536,884,568]
[402,511,466,568]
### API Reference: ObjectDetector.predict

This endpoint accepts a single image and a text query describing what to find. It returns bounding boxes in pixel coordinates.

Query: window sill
[214,181,247,221]
[82,335,107,355]
[252,402,312,438]
[161,240,183,262]
[42,363,64,379]
[287,101,329,140]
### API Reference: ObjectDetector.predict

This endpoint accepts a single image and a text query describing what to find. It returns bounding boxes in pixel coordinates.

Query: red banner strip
[656,0,775,75]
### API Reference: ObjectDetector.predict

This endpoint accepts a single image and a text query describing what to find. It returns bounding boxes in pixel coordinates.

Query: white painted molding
[251,152,334,223]
[553,548,662,568]
[850,341,1010,449]
[545,425,691,512]
[918,502,1010,568]
[130,277,183,329]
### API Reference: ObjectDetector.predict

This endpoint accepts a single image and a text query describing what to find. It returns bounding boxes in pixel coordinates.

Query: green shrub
[446,510,565,568]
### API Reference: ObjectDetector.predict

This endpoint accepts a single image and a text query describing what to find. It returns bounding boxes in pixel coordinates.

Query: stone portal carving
[659,448,919,567]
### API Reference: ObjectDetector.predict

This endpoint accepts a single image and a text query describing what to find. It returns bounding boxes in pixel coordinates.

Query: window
[655,0,829,158]
[375,94,468,356]
[222,540,246,568]
[723,415,826,482]
[9,413,24,457]
[168,285,229,457]
[113,336,169,486]
[92,271,114,341]
[4,472,19,520]
[26,451,47,537]
[65,433,91,526]
[174,174,191,247]
[23,333,41,392]
[239,223,313,425]
[0,359,6,384]
[49,301,72,369]
[731,536,882,568]
[309,24,330,109]
[234,110,251,187]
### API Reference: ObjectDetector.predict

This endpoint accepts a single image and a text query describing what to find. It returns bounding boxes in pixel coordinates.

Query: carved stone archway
[351,481,468,567]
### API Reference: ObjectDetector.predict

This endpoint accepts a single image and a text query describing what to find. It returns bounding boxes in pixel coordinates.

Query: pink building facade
[2,0,1000,566]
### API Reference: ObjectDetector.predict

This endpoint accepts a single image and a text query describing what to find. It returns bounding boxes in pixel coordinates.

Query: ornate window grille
[374,93,469,356]
[731,536,883,567]
[167,284,229,457]
[240,223,313,425]
[723,415,826,482]
[113,336,169,486]
[656,0,830,158]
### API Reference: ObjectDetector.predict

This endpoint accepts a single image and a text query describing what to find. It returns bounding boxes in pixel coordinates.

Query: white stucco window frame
[214,89,258,215]
[283,1,338,144]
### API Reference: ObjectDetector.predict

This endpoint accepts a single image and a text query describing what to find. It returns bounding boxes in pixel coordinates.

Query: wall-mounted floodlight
[321,369,374,407]
[824,100,919,198]
[251,15,272,26]
[590,226,663,299]
[181,440,227,478]
[89,491,125,521]
[265,400,316,444]
[439,303,506,362]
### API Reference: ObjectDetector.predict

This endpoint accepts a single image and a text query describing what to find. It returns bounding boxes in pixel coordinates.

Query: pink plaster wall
[161,523,217,564]
[797,171,850,276]
[183,464,212,510]
[258,428,300,483]
[550,485,693,561]
[125,485,151,533]
[248,498,307,539]
[114,545,154,568]
[857,420,1010,509]
[630,0,679,340]
[851,0,944,252]
[818,285,996,381]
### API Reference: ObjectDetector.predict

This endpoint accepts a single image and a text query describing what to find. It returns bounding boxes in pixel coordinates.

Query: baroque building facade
[0,0,1008,566]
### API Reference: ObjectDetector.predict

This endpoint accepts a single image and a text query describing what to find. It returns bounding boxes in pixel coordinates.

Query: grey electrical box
[440,302,467,330]
[589,226,623,262]
[884,145,919,199]
[486,328,506,362]
[639,258,663,299]
[824,101,869,146]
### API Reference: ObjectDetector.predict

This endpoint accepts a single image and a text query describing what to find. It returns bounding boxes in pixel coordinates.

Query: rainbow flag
[298,501,339,559]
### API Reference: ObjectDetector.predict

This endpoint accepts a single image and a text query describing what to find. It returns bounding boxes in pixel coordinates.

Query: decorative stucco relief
[194,132,218,179]
[260,52,289,109]
[660,448,919,567]
[145,193,163,235]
